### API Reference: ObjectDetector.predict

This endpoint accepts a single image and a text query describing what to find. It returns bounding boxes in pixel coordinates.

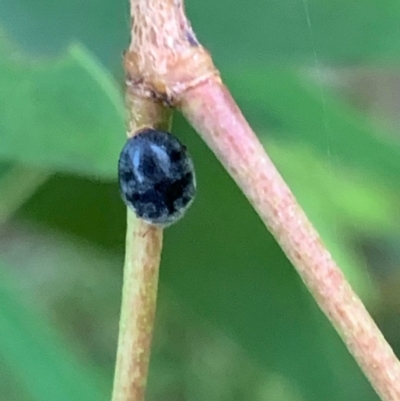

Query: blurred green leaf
[189,0,400,67]
[0,223,123,377]
[264,140,400,302]
[2,0,400,72]
[0,37,125,178]
[19,174,126,248]
[266,141,398,234]
[227,68,400,187]
[0,358,31,401]
[0,0,129,73]
[0,164,49,225]
[0,262,109,401]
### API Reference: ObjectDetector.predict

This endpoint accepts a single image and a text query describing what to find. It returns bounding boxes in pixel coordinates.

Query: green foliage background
[1,1,400,400]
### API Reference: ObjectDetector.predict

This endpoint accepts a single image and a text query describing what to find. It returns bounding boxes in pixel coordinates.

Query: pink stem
[180,79,400,401]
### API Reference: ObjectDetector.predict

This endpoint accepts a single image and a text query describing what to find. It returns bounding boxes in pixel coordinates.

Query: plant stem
[112,25,172,401]
[180,79,400,401]
[112,214,163,401]
[114,0,400,400]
